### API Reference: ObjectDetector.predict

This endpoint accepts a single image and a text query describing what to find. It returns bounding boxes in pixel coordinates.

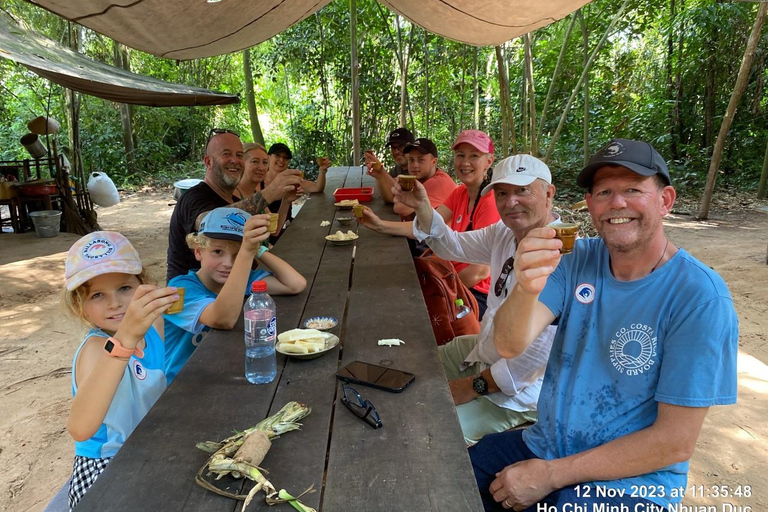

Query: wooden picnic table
[76,166,483,512]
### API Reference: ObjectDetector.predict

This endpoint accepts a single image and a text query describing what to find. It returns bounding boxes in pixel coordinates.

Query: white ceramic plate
[276,332,340,360]
[325,234,358,245]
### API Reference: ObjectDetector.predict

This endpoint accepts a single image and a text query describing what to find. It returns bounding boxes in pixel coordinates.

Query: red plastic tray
[333,187,373,203]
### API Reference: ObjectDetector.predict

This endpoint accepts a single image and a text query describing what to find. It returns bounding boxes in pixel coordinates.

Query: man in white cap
[394,154,559,445]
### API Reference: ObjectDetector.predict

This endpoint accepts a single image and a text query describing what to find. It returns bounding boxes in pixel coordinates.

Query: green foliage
[0,0,765,199]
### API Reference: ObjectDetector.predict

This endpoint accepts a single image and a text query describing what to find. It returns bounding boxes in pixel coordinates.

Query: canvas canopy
[0,11,239,106]
[28,0,591,60]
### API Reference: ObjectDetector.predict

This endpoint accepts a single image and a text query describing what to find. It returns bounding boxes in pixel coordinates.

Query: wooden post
[350,0,360,166]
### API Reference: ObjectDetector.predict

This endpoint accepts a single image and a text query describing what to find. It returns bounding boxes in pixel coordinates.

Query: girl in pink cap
[61,231,178,509]
[357,130,499,319]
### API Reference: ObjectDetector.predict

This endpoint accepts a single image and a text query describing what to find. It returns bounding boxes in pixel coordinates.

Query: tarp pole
[350,0,360,165]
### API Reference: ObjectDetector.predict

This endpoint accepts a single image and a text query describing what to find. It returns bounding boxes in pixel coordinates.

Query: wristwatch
[256,245,269,259]
[472,374,489,395]
[104,337,144,359]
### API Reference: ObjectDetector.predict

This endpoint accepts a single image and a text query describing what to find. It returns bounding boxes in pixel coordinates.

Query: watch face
[104,340,116,353]
[473,375,487,395]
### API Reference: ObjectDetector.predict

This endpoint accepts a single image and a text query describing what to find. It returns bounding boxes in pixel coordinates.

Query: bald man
[166,130,300,281]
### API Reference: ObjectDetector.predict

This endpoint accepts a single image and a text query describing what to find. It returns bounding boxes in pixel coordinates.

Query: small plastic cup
[399,175,417,191]
[551,223,579,254]
[353,205,364,218]
[268,213,280,234]
[166,287,185,314]
[372,162,383,173]
[298,170,305,180]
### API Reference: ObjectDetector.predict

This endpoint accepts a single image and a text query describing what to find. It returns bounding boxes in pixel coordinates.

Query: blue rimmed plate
[302,316,339,331]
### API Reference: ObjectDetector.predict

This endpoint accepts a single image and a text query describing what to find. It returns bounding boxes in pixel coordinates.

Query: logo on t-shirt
[191,332,205,347]
[609,323,658,376]
[574,283,595,304]
[456,214,463,225]
[132,360,147,380]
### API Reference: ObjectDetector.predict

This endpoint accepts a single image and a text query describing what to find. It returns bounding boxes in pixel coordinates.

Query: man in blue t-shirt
[470,139,738,511]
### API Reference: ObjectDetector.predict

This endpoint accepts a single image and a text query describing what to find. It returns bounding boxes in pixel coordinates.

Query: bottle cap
[251,280,268,293]
[455,299,464,307]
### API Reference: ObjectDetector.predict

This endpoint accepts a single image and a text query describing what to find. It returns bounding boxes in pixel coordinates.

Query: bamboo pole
[544,0,631,163]
[699,2,767,219]
[537,13,577,147]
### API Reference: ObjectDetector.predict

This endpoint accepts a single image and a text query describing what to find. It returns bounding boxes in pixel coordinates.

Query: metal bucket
[29,210,62,238]
[20,133,47,159]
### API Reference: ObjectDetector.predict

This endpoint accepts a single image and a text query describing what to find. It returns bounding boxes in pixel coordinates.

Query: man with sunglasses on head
[473,139,737,512]
[395,154,559,446]
[166,129,301,282]
[364,127,415,204]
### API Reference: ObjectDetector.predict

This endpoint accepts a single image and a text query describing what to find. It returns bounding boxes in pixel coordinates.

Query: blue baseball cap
[198,207,251,241]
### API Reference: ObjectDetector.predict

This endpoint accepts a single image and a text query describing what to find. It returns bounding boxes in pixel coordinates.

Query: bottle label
[244,315,277,342]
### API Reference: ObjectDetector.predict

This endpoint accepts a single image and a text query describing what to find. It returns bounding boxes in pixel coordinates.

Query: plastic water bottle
[243,281,277,384]
[455,299,472,319]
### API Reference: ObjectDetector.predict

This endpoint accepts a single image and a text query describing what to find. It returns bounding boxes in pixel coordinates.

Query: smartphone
[336,361,415,393]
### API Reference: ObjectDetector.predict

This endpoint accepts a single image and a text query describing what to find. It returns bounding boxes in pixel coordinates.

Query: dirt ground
[1,190,767,511]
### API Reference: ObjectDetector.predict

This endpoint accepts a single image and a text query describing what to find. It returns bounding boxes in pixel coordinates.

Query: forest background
[0,0,767,209]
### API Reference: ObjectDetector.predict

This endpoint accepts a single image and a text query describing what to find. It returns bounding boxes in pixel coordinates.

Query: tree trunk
[699,2,767,219]
[495,45,510,157]
[423,29,430,137]
[242,49,265,146]
[350,0,360,165]
[703,35,716,148]
[666,0,678,159]
[675,4,685,146]
[113,42,136,176]
[545,0,632,163]
[581,10,590,166]
[395,15,408,128]
[65,23,82,182]
[537,12,577,148]
[758,136,768,199]
[520,42,528,153]
[459,46,467,130]
[316,13,332,155]
[525,33,537,156]
[473,48,480,130]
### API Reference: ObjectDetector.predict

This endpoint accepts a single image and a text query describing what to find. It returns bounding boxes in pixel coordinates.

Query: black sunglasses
[341,385,382,429]
[494,256,515,298]
[205,128,239,150]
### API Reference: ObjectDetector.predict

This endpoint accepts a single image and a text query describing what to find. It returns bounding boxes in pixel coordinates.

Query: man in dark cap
[364,127,416,203]
[394,137,456,218]
[470,139,738,511]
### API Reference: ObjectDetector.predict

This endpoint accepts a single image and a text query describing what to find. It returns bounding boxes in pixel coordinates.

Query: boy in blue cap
[163,208,306,383]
